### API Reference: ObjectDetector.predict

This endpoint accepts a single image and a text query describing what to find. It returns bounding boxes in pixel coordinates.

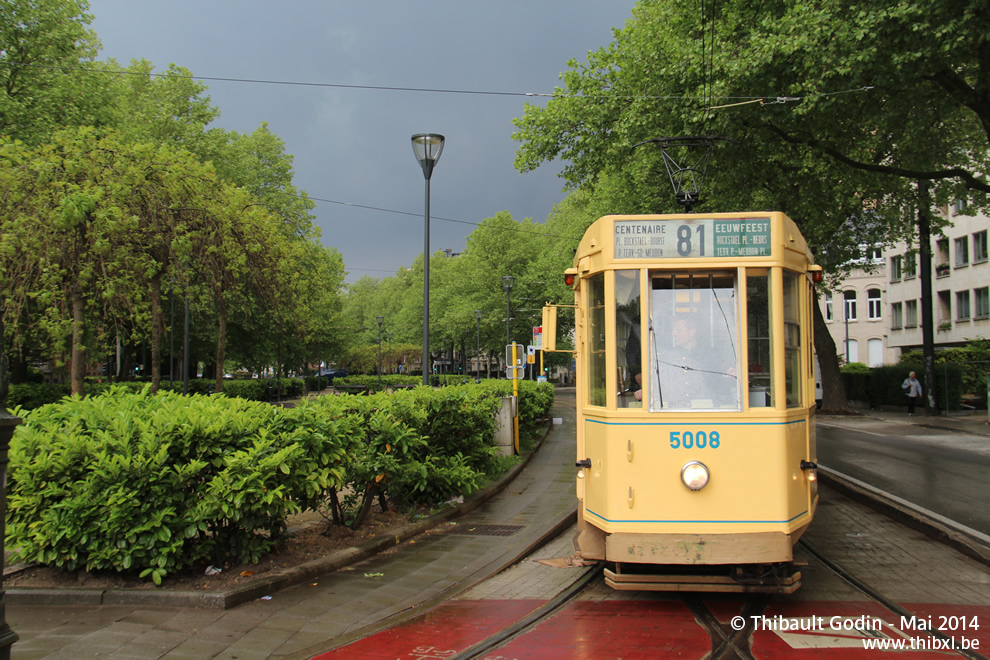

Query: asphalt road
[817,418,990,536]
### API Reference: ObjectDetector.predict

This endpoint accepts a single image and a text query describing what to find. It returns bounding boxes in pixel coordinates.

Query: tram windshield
[648,271,740,411]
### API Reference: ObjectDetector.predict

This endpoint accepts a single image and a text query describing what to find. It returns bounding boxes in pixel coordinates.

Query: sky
[87,1,640,284]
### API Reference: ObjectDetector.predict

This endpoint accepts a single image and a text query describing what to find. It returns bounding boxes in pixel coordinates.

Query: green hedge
[6,380,550,582]
[844,363,967,410]
[7,386,348,584]
[4,377,314,410]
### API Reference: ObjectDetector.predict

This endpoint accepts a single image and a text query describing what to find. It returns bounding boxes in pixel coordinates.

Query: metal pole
[0,308,20,659]
[423,178,430,387]
[169,288,174,386]
[183,293,190,395]
[377,316,384,391]
[476,317,481,383]
[506,290,511,347]
[844,299,850,363]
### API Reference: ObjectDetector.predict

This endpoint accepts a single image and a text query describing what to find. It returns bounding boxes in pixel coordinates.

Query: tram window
[747,270,773,408]
[616,270,642,408]
[783,271,803,408]
[588,273,607,407]
[648,271,740,412]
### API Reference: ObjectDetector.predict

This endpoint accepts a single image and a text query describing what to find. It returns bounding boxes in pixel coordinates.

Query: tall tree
[512,0,988,408]
[0,0,110,144]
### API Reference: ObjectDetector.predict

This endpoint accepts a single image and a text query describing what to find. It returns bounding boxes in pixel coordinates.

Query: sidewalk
[847,405,990,437]
[5,390,580,660]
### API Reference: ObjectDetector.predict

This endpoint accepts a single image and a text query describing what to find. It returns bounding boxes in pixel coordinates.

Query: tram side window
[783,271,802,408]
[616,270,642,408]
[747,270,773,408]
[588,273,607,407]
[648,271,740,412]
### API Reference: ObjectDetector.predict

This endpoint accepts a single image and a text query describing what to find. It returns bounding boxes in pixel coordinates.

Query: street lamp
[411,133,445,386]
[502,276,515,348]
[474,310,483,383]
[376,315,384,391]
[0,309,19,658]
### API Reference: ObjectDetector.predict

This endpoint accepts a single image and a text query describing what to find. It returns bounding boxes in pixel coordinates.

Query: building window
[868,338,884,367]
[845,338,859,364]
[891,302,903,329]
[974,231,988,263]
[824,293,833,321]
[867,289,882,320]
[976,287,989,320]
[906,300,918,328]
[903,253,917,279]
[843,290,857,321]
[952,198,968,215]
[890,256,902,281]
[957,290,971,320]
[936,238,950,263]
[867,246,883,262]
[955,236,970,267]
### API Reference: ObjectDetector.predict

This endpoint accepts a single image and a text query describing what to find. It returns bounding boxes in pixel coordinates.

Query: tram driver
[652,314,739,410]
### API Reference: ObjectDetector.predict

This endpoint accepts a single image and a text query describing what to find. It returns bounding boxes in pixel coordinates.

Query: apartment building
[819,205,990,365]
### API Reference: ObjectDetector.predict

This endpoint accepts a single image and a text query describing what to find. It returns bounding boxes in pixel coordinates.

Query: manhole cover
[449,524,524,537]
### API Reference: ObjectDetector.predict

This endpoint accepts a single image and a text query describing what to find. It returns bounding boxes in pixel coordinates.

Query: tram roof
[574,211,815,272]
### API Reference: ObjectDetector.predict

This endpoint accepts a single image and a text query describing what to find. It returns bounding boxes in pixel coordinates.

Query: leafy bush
[219,379,268,401]
[841,362,871,373]
[7,386,349,583]
[7,380,550,582]
[901,340,990,407]
[4,382,71,409]
[867,363,965,410]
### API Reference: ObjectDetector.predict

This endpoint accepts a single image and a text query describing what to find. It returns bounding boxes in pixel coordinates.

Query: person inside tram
[658,315,737,409]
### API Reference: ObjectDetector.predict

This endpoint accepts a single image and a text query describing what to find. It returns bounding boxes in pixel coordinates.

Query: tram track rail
[451,561,605,660]
[799,537,989,660]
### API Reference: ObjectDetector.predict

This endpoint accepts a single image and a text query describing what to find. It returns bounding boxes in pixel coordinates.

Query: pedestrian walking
[901,371,923,415]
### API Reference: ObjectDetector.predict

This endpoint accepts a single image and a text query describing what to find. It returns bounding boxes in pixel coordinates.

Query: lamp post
[376,315,384,391]
[0,308,20,658]
[474,310,483,383]
[411,133,445,386]
[502,276,515,349]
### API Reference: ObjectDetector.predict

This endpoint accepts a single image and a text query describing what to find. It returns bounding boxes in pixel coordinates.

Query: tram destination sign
[613,217,772,259]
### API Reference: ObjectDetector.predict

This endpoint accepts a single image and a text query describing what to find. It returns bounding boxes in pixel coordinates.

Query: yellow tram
[543,212,821,593]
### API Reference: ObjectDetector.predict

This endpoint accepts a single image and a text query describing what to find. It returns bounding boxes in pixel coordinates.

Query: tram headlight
[680,461,710,491]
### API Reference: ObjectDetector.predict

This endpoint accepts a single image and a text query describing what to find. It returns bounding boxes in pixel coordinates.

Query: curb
[7,420,555,610]
[818,467,990,569]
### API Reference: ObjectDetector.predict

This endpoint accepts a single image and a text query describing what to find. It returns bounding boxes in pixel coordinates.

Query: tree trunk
[150,273,162,393]
[812,294,850,412]
[70,286,85,397]
[214,299,227,394]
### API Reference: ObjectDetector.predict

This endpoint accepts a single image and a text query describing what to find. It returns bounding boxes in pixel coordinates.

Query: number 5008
[669,431,720,449]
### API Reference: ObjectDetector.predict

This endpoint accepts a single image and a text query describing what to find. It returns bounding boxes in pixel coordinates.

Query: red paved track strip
[314,600,542,659]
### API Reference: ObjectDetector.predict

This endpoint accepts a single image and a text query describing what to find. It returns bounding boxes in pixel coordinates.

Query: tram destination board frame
[613,217,772,260]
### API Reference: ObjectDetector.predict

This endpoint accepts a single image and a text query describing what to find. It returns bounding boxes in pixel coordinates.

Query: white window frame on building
[903,253,917,279]
[975,287,989,320]
[957,290,971,320]
[974,230,988,264]
[955,236,970,267]
[868,338,883,367]
[890,255,902,281]
[867,288,882,320]
[824,292,833,321]
[906,300,918,328]
[844,290,858,321]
